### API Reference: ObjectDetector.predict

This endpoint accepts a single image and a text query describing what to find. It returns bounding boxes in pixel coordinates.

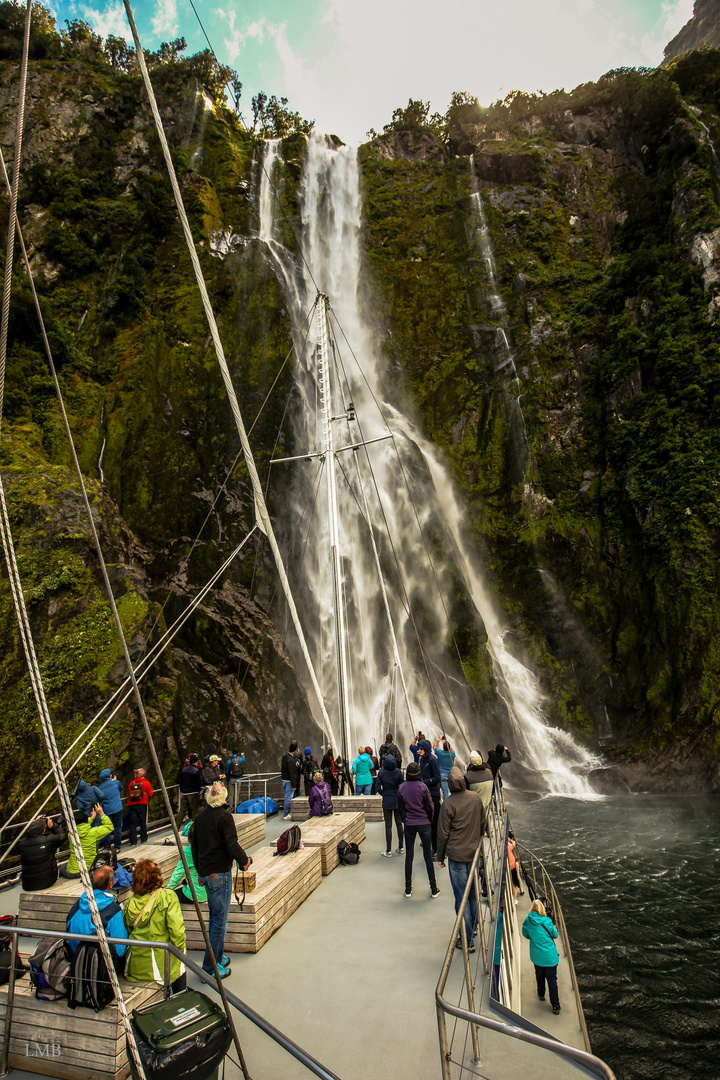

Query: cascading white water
[258,134,600,795]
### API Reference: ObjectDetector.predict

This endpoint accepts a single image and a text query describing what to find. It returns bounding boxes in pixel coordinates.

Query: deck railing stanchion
[0,933,19,1077]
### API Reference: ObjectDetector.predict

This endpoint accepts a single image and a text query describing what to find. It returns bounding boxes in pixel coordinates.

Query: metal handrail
[0,925,341,1080]
[435,802,616,1080]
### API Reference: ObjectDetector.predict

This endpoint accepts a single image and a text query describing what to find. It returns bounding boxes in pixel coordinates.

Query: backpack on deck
[274,824,301,856]
[229,756,243,778]
[337,840,361,865]
[28,938,72,1002]
[91,844,118,874]
[66,899,124,1012]
[128,780,144,801]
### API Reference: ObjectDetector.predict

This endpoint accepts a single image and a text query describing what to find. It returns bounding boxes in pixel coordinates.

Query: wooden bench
[150,813,266,852]
[290,795,383,821]
[0,974,161,1080]
[180,846,322,953]
[291,812,366,875]
[17,842,181,933]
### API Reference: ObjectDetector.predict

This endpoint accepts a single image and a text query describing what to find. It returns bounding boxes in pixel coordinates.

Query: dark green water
[510,795,720,1080]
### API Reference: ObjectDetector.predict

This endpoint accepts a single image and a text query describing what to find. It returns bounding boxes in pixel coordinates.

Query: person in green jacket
[60,803,114,878]
[124,858,187,993]
[167,822,207,904]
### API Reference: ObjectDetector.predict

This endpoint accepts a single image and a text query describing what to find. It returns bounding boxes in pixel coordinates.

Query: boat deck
[0,811,601,1080]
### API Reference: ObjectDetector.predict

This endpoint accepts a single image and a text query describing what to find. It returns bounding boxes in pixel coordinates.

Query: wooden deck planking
[290,812,366,875]
[180,847,322,953]
[151,813,266,852]
[290,795,383,821]
[0,974,160,1080]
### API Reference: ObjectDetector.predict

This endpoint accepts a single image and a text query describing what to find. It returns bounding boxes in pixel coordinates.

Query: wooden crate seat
[290,795,383,822]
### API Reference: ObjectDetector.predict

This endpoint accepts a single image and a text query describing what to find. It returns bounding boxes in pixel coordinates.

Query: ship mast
[316,294,352,765]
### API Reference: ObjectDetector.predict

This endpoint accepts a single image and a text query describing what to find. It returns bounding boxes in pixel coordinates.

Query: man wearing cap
[465,752,494,814]
[176,753,203,828]
[202,754,223,789]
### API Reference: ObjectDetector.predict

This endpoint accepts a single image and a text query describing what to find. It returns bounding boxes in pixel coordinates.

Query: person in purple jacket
[397,762,440,899]
[308,771,333,817]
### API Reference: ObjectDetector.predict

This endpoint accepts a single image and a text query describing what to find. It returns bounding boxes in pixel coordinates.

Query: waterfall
[257,135,599,796]
[688,104,720,182]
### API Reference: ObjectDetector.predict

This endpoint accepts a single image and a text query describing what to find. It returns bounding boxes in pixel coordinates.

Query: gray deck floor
[0,811,605,1080]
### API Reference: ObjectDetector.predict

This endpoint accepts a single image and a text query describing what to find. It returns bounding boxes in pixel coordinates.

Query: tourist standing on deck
[522,899,561,1014]
[98,768,124,849]
[376,753,404,857]
[308,771,333,816]
[191,782,251,980]
[67,864,128,964]
[487,743,511,787]
[302,747,319,796]
[409,732,426,764]
[202,754,223,789]
[321,744,338,794]
[398,762,440,899]
[125,858,187,994]
[19,814,67,891]
[75,778,104,816]
[225,750,246,811]
[60,803,114,878]
[378,733,402,770]
[437,766,486,952]
[433,737,456,800]
[352,746,374,795]
[176,753,202,828]
[365,746,379,793]
[281,740,300,819]
[417,739,442,856]
[464,753,494,815]
[127,768,154,846]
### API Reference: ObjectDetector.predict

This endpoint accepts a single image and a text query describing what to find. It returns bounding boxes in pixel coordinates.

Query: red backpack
[274,825,301,856]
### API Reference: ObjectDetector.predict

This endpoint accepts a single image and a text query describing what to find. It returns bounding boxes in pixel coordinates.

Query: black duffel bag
[128,989,232,1080]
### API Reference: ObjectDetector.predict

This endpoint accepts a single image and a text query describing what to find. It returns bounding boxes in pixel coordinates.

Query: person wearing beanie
[397,762,440,899]
[281,740,300,819]
[465,752,494,813]
[437,765,486,952]
[302,746,319,796]
[376,754,404,857]
[98,768,124,849]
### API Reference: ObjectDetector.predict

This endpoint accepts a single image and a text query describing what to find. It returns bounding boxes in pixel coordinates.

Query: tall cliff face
[665,0,720,64]
[0,39,322,812]
[2,29,720,805]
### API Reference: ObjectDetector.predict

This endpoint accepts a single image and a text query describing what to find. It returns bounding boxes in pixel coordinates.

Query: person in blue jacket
[98,768,124,849]
[417,739,442,855]
[522,898,561,1014]
[66,864,128,966]
[75,781,104,812]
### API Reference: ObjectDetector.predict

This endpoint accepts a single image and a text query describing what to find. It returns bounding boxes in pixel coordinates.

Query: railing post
[459,915,481,1065]
[0,932,19,1076]
[163,947,172,1000]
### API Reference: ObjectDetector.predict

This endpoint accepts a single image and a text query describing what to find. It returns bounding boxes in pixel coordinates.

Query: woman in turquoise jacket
[522,899,561,1014]
[352,747,374,795]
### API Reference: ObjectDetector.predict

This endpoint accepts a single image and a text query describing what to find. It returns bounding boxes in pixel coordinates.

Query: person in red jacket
[127,768,154,846]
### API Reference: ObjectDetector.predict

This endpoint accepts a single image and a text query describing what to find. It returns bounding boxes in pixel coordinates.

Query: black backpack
[229,756,243,778]
[66,899,124,1012]
[91,845,118,874]
[274,824,301,856]
[337,840,361,865]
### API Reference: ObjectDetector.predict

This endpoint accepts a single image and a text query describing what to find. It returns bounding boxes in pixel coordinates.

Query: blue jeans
[199,871,232,972]
[355,784,372,795]
[448,859,478,944]
[403,824,437,891]
[101,810,124,849]
[440,772,450,800]
[282,780,295,815]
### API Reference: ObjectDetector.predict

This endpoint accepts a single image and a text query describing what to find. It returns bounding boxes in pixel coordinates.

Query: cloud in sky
[151,0,177,38]
[79,1,129,40]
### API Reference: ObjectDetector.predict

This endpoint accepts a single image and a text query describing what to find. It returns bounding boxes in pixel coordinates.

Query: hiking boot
[217,963,232,979]
[552,1005,561,1014]
[381,850,393,858]
[431,887,441,898]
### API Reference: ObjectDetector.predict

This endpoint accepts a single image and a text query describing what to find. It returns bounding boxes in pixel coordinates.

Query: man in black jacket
[281,740,300,819]
[175,753,202,828]
[191,782,251,979]
[18,815,67,891]
[378,732,402,770]
[487,744,512,787]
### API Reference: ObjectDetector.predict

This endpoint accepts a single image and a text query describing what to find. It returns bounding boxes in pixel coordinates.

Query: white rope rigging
[121,0,336,751]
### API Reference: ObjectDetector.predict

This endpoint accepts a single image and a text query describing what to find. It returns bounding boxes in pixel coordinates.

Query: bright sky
[51,0,696,143]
